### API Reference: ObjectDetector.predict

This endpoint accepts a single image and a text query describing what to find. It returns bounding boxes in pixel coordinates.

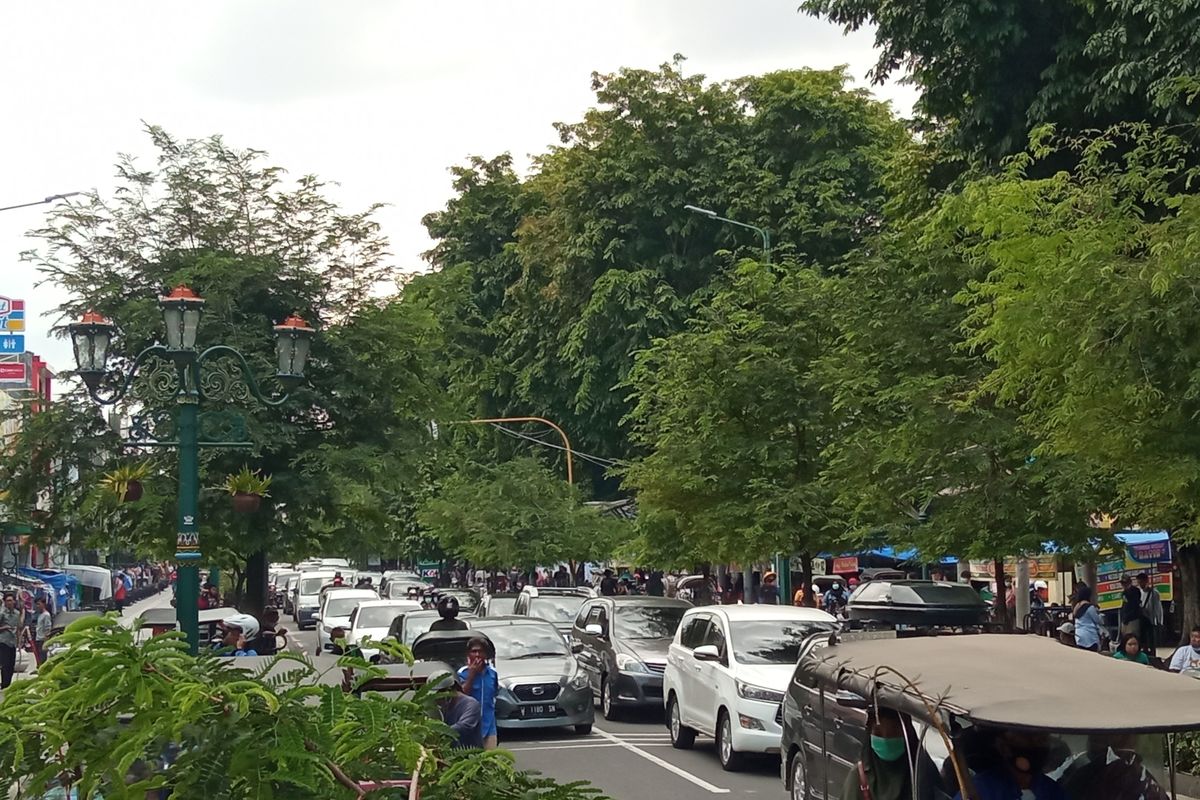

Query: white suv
[663,604,838,771]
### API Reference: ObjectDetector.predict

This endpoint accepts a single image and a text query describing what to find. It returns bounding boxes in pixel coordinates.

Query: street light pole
[683,204,771,264]
[683,204,784,601]
[462,416,574,484]
[0,192,85,214]
[69,290,314,653]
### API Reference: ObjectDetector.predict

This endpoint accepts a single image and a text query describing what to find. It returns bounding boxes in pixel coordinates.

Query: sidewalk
[8,588,174,683]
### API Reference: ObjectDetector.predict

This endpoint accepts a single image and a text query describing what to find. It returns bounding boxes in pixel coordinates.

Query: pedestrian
[646,570,665,597]
[1138,572,1163,655]
[793,584,808,607]
[599,569,618,596]
[759,572,780,605]
[1112,632,1150,665]
[1071,585,1107,653]
[113,571,127,613]
[1118,576,1142,640]
[0,592,23,689]
[458,636,498,750]
[31,597,52,667]
[1168,626,1200,675]
[436,675,482,749]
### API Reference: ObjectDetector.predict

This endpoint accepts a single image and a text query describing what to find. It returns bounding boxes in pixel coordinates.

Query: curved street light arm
[709,214,771,264]
[196,345,289,407]
[86,344,170,406]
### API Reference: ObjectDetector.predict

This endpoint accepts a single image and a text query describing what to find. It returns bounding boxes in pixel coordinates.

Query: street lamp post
[683,204,771,264]
[683,204,784,601]
[70,287,314,653]
[0,192,86,214]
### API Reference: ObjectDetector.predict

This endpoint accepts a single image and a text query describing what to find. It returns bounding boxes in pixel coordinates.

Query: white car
[315,588,379,653]
[293,570,336,629]
[346,599,422,658]
[663,604,838,771]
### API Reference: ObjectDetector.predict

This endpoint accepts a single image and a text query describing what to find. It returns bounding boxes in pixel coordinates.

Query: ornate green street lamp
[70,287,313,652]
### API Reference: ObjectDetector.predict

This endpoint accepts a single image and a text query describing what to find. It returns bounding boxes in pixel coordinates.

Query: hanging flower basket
[225,466,272,514]
[232,491,261,514]
[123,480,144,503]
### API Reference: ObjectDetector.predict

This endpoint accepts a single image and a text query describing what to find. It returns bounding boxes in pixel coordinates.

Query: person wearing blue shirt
[1071,585,1107,652]
[954,730,1067,800]
[458,636,499,749]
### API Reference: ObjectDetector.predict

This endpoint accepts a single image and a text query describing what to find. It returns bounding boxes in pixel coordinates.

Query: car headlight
[615,653,649,674]
[569,670,589,690]
[736,680,784,704]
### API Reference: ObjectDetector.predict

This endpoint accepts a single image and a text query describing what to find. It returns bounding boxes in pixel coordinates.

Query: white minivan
[663,604,838,771]
[293,570,336,630]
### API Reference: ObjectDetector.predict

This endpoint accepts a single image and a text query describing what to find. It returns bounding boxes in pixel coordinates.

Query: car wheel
[601,675,621,721]
[716,710,745,771]
[667,694,696,749]
[574,723,593,735]
[790,751,808,800]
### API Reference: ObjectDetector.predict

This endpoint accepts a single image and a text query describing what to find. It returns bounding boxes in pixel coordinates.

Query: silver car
[471,616,594,735]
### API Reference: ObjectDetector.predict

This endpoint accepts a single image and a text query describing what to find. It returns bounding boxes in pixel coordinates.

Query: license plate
[520,705,556,718]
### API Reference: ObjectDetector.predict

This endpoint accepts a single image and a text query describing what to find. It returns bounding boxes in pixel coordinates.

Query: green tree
[802,0,1200,161]
[417,457,625,570]
[623,260,837,573]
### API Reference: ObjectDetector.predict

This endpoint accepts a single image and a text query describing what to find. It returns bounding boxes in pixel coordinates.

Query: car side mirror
[693,644,721,662]
[584,623,604,636]
[571,642,584,654]
[835,689,869,709]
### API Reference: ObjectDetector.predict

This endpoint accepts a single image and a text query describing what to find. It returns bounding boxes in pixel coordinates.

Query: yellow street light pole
[465,416,574,485]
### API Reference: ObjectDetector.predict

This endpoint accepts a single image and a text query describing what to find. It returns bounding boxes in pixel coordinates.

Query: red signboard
[0,362,26,382]
[832,556,860,574]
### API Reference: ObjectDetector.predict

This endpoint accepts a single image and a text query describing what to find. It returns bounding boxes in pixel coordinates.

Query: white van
[293,570,336,629]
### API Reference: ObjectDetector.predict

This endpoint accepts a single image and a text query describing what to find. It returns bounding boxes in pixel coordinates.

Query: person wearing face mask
[1168,625,1200,675]
[841,706,942,800]
[955,730,1067,800]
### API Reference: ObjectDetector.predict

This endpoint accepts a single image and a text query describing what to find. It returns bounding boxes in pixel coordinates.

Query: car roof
[805,633,1200,733]
[472,615,553,627]
[356,599,420,608]
[691,604,837,623]
[602,596,691,606]
[323,588,378,600]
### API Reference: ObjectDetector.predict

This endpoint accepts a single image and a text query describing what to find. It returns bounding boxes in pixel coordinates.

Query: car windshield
[529,595,587,624]
[357,606,408,627]
[300,577,328,594]
[443,591,479,611]
[614,604,687,640]
[486,597,516,616]
[482,624,569,660]
[402,615,438,646]
[730,620,838,665]
[325,597,369,617]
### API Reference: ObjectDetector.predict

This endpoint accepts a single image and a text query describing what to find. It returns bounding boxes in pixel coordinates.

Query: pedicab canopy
[804,633,1200,733]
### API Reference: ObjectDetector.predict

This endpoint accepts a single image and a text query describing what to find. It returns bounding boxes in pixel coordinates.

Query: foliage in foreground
[0,617,604,800]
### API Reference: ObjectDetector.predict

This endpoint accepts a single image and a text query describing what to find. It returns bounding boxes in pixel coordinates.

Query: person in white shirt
[1168,626,1200,675]
[32,597,52,666]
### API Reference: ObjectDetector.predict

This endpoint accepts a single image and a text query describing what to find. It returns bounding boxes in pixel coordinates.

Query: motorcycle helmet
[222,613,260,641]
[436,594,460,620]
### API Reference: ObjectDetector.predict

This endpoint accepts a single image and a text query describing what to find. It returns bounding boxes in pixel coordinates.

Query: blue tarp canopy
[19,567,79,610]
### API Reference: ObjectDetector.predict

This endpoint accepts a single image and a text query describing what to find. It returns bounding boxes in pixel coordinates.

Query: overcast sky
[0,1,915,378]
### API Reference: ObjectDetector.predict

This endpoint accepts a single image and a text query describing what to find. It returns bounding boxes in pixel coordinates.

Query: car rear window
[730,620,838,665]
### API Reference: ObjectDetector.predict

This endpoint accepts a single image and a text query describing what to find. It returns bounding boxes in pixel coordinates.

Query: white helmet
[222,613,260,641]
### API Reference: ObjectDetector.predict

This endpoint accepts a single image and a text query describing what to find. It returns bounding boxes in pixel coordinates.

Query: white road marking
[593,726,731,794]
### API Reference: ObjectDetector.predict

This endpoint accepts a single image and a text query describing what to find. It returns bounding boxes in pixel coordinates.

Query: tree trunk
[244,551,269,618]
[1175,543,1200,647]
[798,551,814,607]
[993,558,1010,630]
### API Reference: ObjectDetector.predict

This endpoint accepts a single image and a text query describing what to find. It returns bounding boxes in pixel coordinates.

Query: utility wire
[489,423,622,469]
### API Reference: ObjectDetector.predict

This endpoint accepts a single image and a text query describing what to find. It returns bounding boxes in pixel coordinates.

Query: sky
[0,1,915,380]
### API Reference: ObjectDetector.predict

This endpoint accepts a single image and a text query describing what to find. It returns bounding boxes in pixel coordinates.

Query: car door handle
[833,718,844,729]
[803,705,814,715]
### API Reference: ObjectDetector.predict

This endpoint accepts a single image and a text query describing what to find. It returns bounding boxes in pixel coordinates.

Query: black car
[845,579,987,628]
[570,595,691,720]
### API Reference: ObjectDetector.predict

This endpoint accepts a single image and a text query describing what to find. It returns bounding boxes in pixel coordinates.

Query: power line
[488,423,622,469]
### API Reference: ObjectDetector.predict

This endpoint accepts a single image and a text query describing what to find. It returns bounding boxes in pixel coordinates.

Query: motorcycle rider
[430,595,468,632]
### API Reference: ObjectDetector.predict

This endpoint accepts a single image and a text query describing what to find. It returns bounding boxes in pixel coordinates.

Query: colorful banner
[969,555,1060,580]
[1096,537,1173,611]
[832,556,860,574]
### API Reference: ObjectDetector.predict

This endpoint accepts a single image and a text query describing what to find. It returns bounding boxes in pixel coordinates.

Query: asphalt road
[282,616,784,799]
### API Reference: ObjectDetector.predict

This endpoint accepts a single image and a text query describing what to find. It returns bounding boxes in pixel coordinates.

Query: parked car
[513,586,596,639]
[346,599,422,658]
[571,595,691,720]
[472,616,594,735]
[663,604,838,771]
[316,588,379,653]
[293,570,336,629]
[478,593,519,618]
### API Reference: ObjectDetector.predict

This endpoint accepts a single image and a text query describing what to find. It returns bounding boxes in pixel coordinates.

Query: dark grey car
[570,596,691,720]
